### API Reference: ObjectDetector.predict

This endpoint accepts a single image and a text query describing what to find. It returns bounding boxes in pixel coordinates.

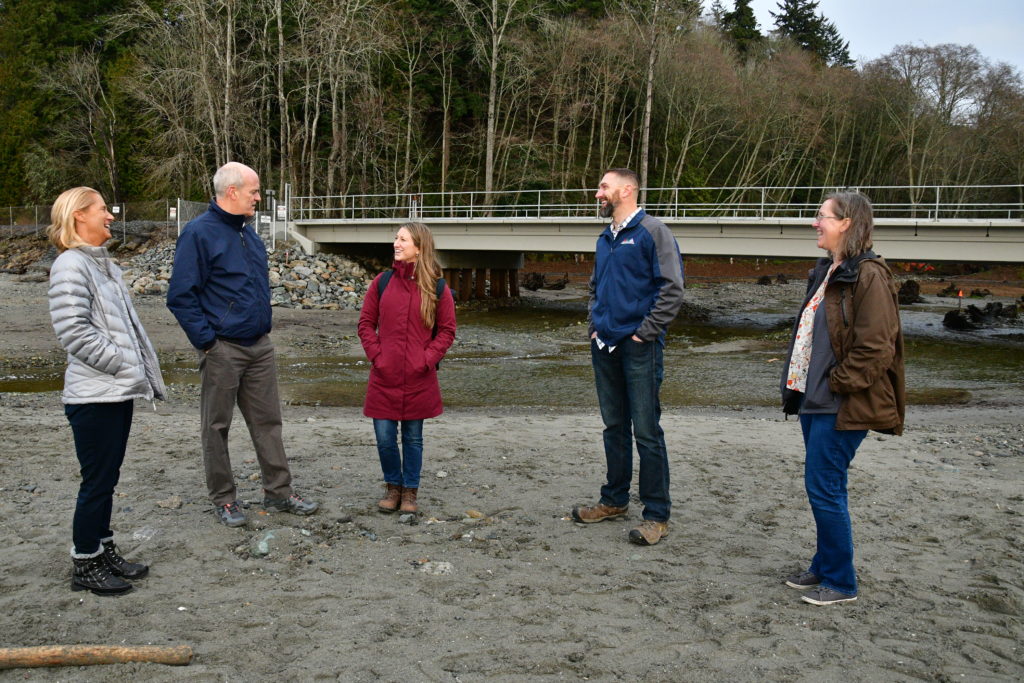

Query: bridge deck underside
[293,218,1024,262]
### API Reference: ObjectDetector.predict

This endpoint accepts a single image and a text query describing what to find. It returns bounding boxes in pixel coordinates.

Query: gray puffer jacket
[48,246,166,405]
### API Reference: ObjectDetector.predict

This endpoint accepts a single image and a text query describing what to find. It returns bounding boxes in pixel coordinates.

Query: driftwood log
[0,645,193,669]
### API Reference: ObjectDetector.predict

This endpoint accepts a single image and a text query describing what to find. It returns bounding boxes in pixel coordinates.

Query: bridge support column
[437,250,523,301]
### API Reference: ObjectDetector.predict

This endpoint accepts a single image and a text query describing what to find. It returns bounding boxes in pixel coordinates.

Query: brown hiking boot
[378,484,402,513]
[571,502,628,523]
[400,487,418,514]
[629,520,669,546]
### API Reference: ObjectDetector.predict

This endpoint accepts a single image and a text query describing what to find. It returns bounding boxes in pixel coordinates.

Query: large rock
[898,280,924,305]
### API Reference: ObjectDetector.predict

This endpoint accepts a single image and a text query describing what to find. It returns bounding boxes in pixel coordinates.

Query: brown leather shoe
[629,520,668,546]
[571,502,628,523]
[378,484,402,513]
[399,487,418,514]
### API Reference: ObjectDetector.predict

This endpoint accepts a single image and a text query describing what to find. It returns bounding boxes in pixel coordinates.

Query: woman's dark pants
[65,400,133,555]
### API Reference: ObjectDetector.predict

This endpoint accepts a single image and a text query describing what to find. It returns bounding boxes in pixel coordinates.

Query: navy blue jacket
[588,210,685,346]
[166,201,272,350]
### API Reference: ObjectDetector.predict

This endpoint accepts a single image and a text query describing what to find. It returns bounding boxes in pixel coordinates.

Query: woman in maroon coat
[358,223,456,514]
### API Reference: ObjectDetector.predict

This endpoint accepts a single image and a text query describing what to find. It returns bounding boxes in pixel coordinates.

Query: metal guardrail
[290,185,1024,222]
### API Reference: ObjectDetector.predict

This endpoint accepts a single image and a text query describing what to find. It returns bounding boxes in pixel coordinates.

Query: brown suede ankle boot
[378,483,402,513]
[399,487,418,513]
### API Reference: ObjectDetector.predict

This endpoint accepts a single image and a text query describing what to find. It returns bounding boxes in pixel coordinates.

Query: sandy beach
[1,271,1022,681]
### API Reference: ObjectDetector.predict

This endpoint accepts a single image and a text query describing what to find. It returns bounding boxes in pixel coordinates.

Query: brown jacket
[822,253,905,434]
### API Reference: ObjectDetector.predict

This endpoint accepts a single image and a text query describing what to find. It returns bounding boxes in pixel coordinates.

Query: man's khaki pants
[199,335,292,506]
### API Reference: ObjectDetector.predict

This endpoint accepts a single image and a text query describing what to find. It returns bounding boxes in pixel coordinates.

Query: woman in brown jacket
[780,191,905,606]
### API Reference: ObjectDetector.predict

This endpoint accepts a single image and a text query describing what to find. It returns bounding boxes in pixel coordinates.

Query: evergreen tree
[771,0,852,67]
[721,0,762,57]
[822,18,853,67]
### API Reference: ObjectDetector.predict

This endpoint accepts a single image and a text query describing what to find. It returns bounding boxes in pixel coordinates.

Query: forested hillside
[1,0,1021,205]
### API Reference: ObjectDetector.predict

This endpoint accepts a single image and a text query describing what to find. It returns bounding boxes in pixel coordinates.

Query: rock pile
[119,241,375,310]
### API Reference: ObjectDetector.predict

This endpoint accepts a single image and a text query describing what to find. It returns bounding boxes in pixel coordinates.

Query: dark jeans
[373,419,424,489]
[199,336,293,505]
[591,338,671,522]
[65,401,133,556]
[800,413,867,596]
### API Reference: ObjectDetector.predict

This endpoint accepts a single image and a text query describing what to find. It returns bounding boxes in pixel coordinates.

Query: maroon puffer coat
[358,260,456,420]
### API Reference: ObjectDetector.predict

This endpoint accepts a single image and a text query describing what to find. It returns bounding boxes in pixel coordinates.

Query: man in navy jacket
[167,162,318,527]
[572,168,684,546]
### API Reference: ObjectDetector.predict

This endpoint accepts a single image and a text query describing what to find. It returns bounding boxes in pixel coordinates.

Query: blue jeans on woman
[800,413,867,596]
[65,401,134,556]
[373,419,424,489]
[591,338,671,522]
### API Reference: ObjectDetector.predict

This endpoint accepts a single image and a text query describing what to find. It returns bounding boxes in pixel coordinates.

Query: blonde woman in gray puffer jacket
[47,187,166,596]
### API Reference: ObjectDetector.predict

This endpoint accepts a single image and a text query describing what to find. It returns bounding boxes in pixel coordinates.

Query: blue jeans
[800,413,867,596]
[591,338,671,522]
[65,401,134,556]
[373,419,424,489]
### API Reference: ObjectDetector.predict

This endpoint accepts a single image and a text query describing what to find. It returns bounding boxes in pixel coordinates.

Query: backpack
[376,269,448,368]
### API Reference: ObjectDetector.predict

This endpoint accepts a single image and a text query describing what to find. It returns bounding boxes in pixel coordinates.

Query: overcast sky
[747,0,1024,70]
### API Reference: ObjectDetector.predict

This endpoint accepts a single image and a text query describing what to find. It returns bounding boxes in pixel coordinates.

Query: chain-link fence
[1,199,180,242]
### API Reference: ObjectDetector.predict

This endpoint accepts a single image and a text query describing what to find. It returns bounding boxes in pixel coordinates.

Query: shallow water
[5,301,1020,408]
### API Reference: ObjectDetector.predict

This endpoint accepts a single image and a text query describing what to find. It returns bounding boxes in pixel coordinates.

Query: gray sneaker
[263,493,319,516]
[785,571,821,589]
[801,587,857,606]
[216,501,247,527]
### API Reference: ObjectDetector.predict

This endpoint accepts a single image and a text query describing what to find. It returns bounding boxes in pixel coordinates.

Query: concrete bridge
[282,185,1024,298]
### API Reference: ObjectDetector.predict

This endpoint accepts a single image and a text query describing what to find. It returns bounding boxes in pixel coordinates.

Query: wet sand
[1,273,1022,681]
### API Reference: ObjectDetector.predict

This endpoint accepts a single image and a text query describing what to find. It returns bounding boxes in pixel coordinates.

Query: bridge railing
[289,185,1024,222]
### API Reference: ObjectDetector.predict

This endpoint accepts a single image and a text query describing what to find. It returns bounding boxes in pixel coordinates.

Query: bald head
[213,162,261,217]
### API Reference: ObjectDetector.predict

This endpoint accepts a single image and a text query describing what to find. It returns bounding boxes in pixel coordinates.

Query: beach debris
[398,514,417,525]
[943,302,1019,330]
[0,644,193,669]
[436,470,448,478]
[465,509,484,519]
[419,561,454,576]
[156,495,182,510]
[898,280,923,304]
[334,513,353,524]
[251,530,276,556]
[131,527,159,543]
[358,530,378,541]
[18,485,37,493]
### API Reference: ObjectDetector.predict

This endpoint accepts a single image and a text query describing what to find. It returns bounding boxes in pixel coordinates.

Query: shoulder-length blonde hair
[401,222,444,328]
[46,187,101,251]
[827,191,874,261]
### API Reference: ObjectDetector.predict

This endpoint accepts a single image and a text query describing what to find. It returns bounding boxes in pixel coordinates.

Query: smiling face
[393,227,420,263]
[595,172,625,219]
[814,198,851,257]
[73,193,114,247]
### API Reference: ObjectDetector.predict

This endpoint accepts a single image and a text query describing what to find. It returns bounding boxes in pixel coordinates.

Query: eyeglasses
[815,214,843,221]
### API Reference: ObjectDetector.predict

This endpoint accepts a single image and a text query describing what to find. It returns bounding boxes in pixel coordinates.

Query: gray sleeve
[48,254,124,375]
[587,267,596,338]
[635,219,685,342]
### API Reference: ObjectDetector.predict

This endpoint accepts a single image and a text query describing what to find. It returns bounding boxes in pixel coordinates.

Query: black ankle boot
[72,555,133,595]
[102,540,149,579]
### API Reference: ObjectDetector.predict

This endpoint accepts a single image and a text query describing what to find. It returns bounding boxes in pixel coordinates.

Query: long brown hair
[401,222,443,328]
[826,191,874,261]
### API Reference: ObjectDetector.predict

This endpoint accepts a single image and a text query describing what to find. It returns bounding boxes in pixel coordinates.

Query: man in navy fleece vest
[571,168,684,546]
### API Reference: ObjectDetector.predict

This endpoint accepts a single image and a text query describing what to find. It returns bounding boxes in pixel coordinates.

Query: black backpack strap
[376,269,394,297]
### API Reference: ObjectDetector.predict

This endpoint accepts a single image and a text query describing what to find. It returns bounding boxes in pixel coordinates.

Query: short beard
[598,201,614,219]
